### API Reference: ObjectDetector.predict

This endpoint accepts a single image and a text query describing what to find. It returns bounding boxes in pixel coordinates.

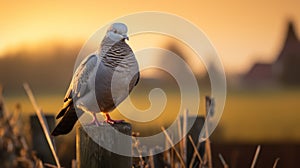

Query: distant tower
[244,20,300,86]
[273,21,300,85]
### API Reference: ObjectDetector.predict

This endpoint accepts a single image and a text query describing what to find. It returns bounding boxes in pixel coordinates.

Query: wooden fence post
[30,115,55,165]
[183,116,205,167]
[76,123,132,168]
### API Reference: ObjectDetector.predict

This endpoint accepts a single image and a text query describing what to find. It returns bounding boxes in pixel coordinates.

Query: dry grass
[132,97,281,168]
[1,85,285,168]
[4,89,300,143]
[0,85,44,168]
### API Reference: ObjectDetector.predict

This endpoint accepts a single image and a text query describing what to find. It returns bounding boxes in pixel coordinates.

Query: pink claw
[104,113,124,125]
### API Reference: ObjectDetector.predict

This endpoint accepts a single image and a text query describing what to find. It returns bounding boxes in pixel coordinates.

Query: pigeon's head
[106,23,129,42]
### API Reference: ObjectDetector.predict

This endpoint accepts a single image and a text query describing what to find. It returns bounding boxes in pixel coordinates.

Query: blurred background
[1,0,300,167]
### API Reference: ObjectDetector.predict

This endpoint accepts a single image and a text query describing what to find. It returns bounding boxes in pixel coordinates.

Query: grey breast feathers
[95,40,139,112]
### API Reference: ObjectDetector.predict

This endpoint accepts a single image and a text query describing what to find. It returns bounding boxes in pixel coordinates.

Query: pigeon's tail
[51,100,82,136]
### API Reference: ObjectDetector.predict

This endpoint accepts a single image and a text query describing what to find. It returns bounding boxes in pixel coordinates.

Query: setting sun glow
[1,0,300,74]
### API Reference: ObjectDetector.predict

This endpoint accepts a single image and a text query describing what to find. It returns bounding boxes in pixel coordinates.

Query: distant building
[244,21,300,86]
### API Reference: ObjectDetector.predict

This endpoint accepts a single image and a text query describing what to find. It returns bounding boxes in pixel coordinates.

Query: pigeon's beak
[123,35,129,41]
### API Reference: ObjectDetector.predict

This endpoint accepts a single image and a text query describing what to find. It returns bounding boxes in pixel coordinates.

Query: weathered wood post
[76,122,132,168]
[186,116,205,167]
[180,115,205,167]
[30,115,55,164]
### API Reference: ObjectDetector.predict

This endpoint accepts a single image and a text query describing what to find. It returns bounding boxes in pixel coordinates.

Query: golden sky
[0,0,300,74]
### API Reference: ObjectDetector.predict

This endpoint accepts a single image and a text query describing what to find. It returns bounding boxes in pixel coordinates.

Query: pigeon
[51,23,140,136]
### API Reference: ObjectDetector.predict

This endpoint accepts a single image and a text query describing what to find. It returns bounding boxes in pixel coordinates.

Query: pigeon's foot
[105,119,125,125]
[104,113,124,125]
[85,112,101,126]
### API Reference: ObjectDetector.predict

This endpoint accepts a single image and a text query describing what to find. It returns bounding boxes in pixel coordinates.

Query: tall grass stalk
[23,83,61,168]
[161,126,186,168]
[188,135,203,168]
[218,153,229,168]
[272,158,280,168]
[250,145,261,168]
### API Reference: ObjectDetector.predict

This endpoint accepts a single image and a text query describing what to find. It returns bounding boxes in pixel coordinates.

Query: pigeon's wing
[56,54,98,119]
[66,54,98,100]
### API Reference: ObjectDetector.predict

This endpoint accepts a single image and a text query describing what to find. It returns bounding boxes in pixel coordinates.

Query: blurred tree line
[0,43,82,95]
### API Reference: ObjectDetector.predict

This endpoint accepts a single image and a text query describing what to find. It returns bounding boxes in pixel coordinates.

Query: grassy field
[219,88,300,143]
[2,87,300,143]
